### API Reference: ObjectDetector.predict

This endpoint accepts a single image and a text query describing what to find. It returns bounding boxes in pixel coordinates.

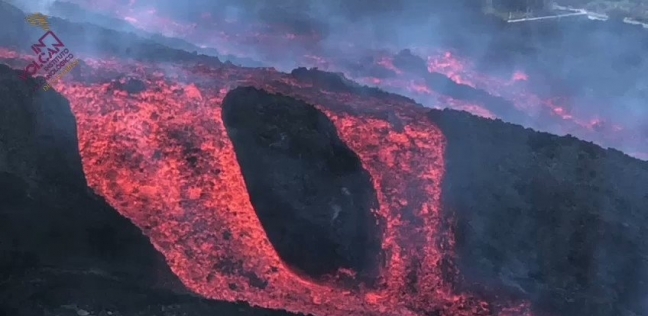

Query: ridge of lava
[1,46,534,315]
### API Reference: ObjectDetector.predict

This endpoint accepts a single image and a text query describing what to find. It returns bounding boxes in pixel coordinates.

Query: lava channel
[1,49,534,315]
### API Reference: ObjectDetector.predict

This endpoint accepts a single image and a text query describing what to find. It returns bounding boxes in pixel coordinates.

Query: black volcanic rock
[2,55,648,315]
[429,109,648,316]
[389,49,523,119]
[222,86,382,281]
[289,67,414,106]
[0,64,157,277]
[0,65,298,316]
[0,2,646,314]
[111,77,148,94]
[393,49,428,74]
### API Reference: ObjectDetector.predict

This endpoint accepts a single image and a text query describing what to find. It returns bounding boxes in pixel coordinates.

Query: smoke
[6,0,57,14]
[73,0,477,57]
[23,0,648,159]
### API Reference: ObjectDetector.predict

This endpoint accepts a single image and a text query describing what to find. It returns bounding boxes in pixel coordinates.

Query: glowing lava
[0,47,534,315]
[59,1,648,160]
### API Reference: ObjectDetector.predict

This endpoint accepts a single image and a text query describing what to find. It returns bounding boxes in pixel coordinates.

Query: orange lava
[64,1,646,160]
[1,48,534,315]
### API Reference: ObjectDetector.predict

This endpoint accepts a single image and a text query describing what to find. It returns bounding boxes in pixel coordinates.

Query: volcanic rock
[111,77,148,94]
[429,109,648,316]
[222,86,382,280]
[0,64,298,316]
[2,56,648,315]
[0,2,647,315]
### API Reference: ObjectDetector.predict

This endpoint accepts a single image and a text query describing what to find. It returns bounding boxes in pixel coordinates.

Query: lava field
[52,0,648,161]
[1,2,648,316]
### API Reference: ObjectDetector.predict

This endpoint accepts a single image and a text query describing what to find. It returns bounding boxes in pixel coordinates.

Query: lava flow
[0,46,534,315]
[58,0,648,160]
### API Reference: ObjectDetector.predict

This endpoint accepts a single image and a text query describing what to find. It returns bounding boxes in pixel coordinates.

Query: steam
[33,0,648,160]
[6,0,57,14]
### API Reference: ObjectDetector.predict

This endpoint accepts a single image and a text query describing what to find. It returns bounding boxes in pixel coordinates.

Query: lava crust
[429,109,648,316]
[222,87,382,281]
[0,63,265,316]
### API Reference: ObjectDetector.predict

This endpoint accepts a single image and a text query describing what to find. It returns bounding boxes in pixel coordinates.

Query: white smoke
[6,0,57,14]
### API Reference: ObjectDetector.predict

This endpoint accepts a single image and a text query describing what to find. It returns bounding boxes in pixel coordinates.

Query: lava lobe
[222,87,382,281]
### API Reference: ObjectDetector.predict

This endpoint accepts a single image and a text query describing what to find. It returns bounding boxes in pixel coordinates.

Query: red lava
[0,48,535,315]
[64,0,647,160]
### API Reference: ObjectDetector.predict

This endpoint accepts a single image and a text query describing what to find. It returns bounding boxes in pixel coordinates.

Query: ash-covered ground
[0,2,647,316]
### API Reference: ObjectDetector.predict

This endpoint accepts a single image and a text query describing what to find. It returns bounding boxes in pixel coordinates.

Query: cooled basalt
[222,87,382,280]
[0,64,291,316]
[430,109,648,316]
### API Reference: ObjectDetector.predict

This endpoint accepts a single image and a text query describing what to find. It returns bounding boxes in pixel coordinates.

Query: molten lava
[1,47,534,315]
[59,0,648,160]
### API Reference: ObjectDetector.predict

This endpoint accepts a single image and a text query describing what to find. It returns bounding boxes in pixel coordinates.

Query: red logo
[20,31,66,80]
